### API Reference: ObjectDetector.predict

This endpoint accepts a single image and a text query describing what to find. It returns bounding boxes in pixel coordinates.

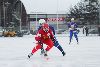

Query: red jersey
[35,28,54,43]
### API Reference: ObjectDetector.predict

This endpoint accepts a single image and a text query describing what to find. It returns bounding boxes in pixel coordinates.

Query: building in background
[99,0,100,24]
[0,0,68,32]
[28,13,67,31]
[0,0,27,32]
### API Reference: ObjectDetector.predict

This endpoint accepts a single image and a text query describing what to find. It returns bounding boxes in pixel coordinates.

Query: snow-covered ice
[0,34,100,67]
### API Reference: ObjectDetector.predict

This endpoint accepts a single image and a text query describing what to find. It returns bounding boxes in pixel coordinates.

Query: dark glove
[38,41,42,44]
[52,37,56,43]
[38,41,43,47]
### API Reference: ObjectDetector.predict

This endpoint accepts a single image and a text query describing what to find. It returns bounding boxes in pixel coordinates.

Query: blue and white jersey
[67,22,78,31]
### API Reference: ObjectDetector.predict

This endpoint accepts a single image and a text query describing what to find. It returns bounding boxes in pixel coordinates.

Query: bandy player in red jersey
[28,23,55,58]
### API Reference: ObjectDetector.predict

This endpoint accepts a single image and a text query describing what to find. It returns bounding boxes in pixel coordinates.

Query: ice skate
[77,42,79,44]
[44,50,48,56]
[69,42,71,44]
[40,48,44,55]
[28,53,33,58]
[62,51,66,56]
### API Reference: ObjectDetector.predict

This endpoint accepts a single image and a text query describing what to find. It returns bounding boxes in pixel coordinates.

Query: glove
[38,41,42,44]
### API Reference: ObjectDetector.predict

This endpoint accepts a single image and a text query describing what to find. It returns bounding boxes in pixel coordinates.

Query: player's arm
[49,30,56,42]
[35,31,42,44]
[49,26,55,35]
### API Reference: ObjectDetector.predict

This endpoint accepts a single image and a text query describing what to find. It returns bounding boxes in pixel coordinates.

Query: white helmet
[71,18,74,21]
[39,19,46,24]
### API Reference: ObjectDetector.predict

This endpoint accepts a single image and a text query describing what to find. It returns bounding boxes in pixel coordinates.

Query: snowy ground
[0,33,100,67]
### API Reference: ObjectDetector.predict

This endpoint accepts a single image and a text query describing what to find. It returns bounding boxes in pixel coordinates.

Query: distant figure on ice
[85,26,89,36]
[28,23,55,58]
[83,26,86,34]
[38,19,66,56]
[98,25,100,36]
[67,18,79,44]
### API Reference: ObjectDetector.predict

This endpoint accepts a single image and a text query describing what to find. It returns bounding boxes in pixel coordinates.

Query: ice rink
[0,34,100,67]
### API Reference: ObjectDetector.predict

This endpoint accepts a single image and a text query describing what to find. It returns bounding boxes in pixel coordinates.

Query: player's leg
[74,32,79,44]
[44,40,54,56]
[28,44,42,58]
[40,43,44,55]
[54,40,66,56]
[69,31,73,44]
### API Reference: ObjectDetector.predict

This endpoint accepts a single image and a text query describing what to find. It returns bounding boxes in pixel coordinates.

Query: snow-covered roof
[20,0,80,14]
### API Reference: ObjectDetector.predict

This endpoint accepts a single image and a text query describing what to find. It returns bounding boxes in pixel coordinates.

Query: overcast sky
[21,0,81,14]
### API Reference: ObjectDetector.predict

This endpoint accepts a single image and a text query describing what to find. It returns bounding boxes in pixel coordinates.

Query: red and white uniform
[31,23,54,54]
